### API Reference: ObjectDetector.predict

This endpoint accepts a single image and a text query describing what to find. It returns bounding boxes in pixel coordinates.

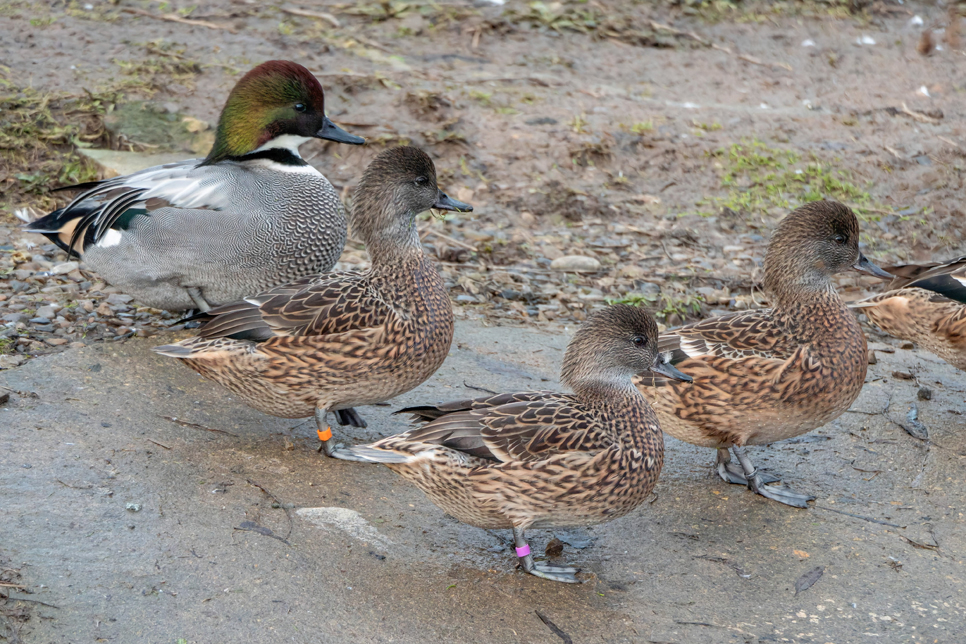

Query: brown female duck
[852,256,966,371]
[635,200,891,508]
[153,147,471,454]
[333,305,691,583]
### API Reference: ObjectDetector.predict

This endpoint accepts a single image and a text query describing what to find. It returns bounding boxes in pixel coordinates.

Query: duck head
[562,304,691,398]
[764,200,890,303]
[351,146,472,256]
[202,60,364,165]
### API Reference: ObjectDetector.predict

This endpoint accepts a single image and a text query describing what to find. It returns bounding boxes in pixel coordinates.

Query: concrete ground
[1,319,964,644]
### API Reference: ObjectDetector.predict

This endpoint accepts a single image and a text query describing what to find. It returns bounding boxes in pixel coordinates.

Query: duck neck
[363,223,425,269]
[763,250,839,311]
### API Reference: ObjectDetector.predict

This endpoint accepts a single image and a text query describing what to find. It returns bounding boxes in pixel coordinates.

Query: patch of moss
[0,85,110,215]
[706,139,880,220]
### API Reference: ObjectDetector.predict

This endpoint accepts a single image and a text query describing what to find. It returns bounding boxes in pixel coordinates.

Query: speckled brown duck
[333,305,691,583]
[153,146,471,454]
[852,256,966,371]
[634,200,892,508]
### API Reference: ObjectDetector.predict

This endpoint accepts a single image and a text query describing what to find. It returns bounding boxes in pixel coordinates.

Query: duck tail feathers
[330,445,410,464]
[152,343,195,358]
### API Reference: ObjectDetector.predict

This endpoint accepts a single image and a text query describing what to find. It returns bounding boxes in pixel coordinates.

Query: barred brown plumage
[852,256,966,372]
[333,304,690,583]
[153,146,472,451]
[635,200,889,508]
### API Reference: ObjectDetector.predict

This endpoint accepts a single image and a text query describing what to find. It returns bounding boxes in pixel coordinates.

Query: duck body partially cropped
[153,147,471,452]
[26,60,365,312]
[635,200,892,507]
[334,305,692,583]
[852,256,966,371]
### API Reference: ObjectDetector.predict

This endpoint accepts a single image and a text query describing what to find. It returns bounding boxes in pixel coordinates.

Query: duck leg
[335,408,368,429]
[731,446,814,509]
[186,287,212,313]
[716,447,779,485]
[512,526,580,584]
[315,408,338,457]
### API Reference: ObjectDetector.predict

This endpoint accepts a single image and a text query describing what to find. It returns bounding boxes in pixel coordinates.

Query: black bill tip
[316,117,366,145]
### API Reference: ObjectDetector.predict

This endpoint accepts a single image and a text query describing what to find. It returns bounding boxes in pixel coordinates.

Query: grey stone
[106,294,135,305]
[550,255,602,272]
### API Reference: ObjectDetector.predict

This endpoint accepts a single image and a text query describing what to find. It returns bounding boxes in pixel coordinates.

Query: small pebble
[867,350,877,365]
[892,370,914,380]
[900,341,915,350]
[126,503,142,512]
[551,255,602,273]
[917,387,933,401]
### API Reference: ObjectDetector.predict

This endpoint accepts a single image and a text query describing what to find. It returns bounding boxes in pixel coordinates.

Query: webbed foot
[731,446,815,509]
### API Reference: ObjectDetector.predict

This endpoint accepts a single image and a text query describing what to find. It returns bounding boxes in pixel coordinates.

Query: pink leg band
[515,544,531,557]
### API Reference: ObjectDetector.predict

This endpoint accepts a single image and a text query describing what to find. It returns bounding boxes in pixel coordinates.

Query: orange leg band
[318,427,333,442]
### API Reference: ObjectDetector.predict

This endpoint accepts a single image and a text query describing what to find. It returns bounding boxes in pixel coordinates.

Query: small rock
[46,338,69,346]
[35,305,58,319]
[51,261,79,275]
[0,355,25,370]
[125,503,142,512]
[106,293,134,305]
[551,255,602,273]
[892,370,914,380]
[96,302,114,317]
[867,350,877,365]
[28,317,51,325]
[899,341,915,350]
[917,387,933,401]
[545,537,564,558]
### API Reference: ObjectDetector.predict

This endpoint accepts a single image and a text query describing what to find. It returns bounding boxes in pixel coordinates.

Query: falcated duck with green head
[27,60,364,312]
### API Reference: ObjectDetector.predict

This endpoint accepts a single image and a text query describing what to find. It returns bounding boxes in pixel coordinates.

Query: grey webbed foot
[731,446,814,509]
[335,408,368,428]
[512,526,581,584]
[716,448,779,485]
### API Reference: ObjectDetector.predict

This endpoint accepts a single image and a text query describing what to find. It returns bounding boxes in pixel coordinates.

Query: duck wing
[398,395,612,464]
[884,257,966,305]
[638,309,799,387]
[24,159,235,256]
[395,391,557,422]
[193,271,394,342]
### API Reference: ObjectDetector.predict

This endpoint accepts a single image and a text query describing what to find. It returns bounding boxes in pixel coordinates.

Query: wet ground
[2,1,966,642]
[2,321,965,643]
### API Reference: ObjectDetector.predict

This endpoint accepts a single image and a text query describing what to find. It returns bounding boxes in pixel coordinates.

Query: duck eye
[294,103,306,113]
[414,176,428,186]
[832,233,847,245]
[632,336,645,346]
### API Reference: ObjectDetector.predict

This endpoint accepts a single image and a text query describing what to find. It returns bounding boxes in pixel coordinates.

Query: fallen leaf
[794,566,824,595]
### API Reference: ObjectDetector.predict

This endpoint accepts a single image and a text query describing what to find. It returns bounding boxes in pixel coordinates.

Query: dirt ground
[2,323,965,643]
[1,0,966,642]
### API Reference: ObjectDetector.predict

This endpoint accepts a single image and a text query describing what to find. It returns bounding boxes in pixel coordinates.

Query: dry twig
[121,7,238,33]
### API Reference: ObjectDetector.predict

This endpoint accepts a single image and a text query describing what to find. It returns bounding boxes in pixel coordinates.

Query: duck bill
[432,191,473,213]
[316,117,365,145]
[651,357,692,383]
[852,253,893,279]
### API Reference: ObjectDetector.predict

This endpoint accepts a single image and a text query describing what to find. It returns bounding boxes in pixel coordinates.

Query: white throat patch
[254,134,310,156]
